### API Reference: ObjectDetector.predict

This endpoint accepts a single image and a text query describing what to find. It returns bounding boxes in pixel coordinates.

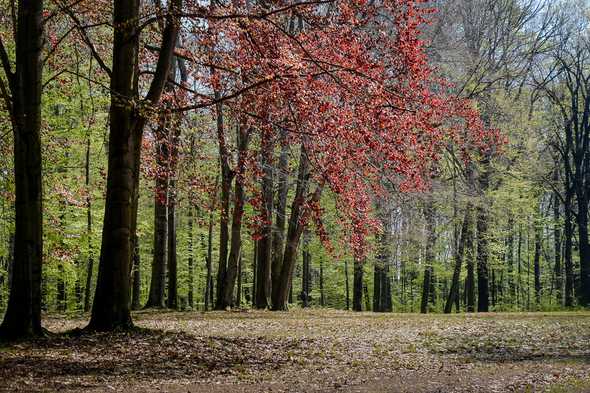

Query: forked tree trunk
[221,124,250,308]
[88,0,180,331]
[271,143,322,310]
[0,0,44,338]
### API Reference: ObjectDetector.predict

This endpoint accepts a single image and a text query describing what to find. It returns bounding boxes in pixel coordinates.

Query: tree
[0,0,44,339]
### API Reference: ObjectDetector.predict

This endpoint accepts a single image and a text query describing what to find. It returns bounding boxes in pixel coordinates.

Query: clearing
[1,310,590,392]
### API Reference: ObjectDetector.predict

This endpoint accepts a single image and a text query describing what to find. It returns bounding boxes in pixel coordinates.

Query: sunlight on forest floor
[2,310,590,392]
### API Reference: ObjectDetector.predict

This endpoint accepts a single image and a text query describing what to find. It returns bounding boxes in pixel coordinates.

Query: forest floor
[1,310,590,392]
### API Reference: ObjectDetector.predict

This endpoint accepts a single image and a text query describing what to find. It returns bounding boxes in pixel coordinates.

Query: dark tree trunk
[0,0,44,339]
[319,257,325,307]
[344,259,350,310]
[167,177,178,309]
[131,235,141,310]
[534,222,542,306]
[506,217,515,304]
[251,240,257,308]
[576,193,590,306]
[220,124,250,309]
[445,206,472,313]
[84,133,94,312]
[554,188,562,305]
[236,252,242,307]
[465,207,476,312]
[271,128,289,306]
[205,194,215,312]
[476,202,490,312]
[145,126,169,309]
[255,132,274,309]
[88,0,180,331]
[353,260,363,311]
[271,143,322,310]
[421,199,436,314]
[187,206,194,309]
[214,97,233,310]
[564,187,575,307]
[301,229,311,308]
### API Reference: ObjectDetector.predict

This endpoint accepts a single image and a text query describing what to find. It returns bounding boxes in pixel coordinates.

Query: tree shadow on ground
[0,328,309,392]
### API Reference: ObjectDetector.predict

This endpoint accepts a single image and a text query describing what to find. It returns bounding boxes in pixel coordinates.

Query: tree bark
[255,132,274,309]
[421,198,436,314]
[445,205,472,313]
[271,128,289,303]
[271,143,322,310]
[344,259,350,310]
[220,124,250,308]
[353,260,363,311]
[301,229,311,308]
[88,0,180,331]
[0,0,44,338]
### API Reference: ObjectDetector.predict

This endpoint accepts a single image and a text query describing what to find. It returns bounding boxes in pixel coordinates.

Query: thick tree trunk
[88,0,180,331]
[255,132,274,309]
[84,138,94,311]
[445,205,471,313]
[465,207,476,312]
[221,125,249,309]
[0,0,45,339]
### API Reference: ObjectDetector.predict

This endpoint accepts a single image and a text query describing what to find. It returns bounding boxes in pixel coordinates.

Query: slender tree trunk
[421,198,436,314]
[187,206,194,309]
[353,260,363,311]
[236,252,242,307]
[554,188,562,305]
[534,221,542,306]
[564,188,575,307]
[214,97,233,310]
[131,235,141,310]
[301,229,311,308]
[252,240,257,308]
[344,259,350,310]
[145,127,169,309]
[445,205,472,313]
[221,125,250,309]
[205,197,215,312]
[465,207,476,312]
[255,132,274,309]
[576,193,590,306]
[271,143,322,310]
[167,177,178,309]
[271,128,289,306]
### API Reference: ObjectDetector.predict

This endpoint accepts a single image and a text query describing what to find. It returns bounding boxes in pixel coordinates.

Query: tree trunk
[301,229,311,308]
[187,206,194,309]
[353,260,363,311]
[131,235,141,310]
[344,259,350,310]
[167,177,178,309]
[465,207,476,312]
[145,126,169,309]
[271,143,322,310]
[554,188,562,306]
[564,187,575,307]
[255,132,274,309]
[534,221,542,306]
[271,128,289,306]
[445,205,472,313]
[0,0,45,338]
[214,97,233,310]
[88,0,180,331]
[421,198,436,314]
[220,124,250,309]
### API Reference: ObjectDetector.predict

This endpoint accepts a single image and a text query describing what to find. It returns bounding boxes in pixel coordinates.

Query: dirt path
[2,310,590,392]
